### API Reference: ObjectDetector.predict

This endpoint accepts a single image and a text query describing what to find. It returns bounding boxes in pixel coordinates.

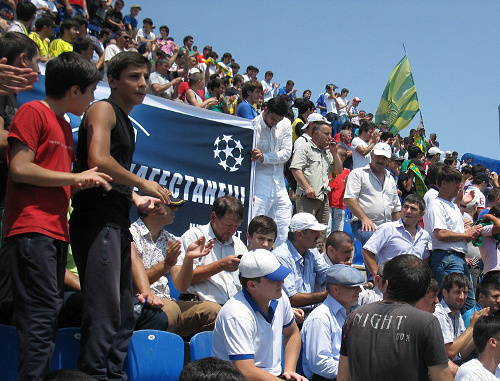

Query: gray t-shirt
[340,301,448,381]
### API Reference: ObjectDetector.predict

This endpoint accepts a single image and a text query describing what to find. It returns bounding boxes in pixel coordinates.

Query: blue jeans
[330,207,345,232]
[351,220,375,280]
[430,249,475,312]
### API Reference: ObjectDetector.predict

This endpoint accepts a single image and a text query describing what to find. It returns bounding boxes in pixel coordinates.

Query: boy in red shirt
[5,52,111,380]
[328,147,350,232]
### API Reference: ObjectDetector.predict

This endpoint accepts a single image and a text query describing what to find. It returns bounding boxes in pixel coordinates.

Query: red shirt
[328,168,350,209]
[4,101,74,242]
[177,81,205,103]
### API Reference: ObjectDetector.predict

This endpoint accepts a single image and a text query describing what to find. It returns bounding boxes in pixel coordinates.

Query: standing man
[301,265,364,380]
[250,96,292,247]
[291,121,343,249]
[70,52,171,379]
[350,122,378,170]
[212,249,306,381]
[348,97,361,126]
[273,212,330,311]
[337,255,453,381]
[344,143,402,251]
[261,70,280,102]
[362,194,431,276]
[335,88,350,128]
[424,165,482,311]
[170,196,247,305]
[277,80,297,102]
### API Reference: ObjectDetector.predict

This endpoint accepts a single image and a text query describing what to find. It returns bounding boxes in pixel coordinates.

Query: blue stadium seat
[0,324,18,381]
[124,330,184,381]
[343,207,364,267]
[189,331,213,361]
[51,327,81,371]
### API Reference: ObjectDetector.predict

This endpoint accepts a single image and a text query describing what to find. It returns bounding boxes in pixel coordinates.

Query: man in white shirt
[424,165,482,311]
[301,265,364,380]
[336,88,351,130]
[455,316,500,381]
[170,196,247,305]
[351,122,379,170]
[362,194,431,276]
[465,172,489,220]
[261,70,280,102]
[136,17,156,52]
[103,30,129,81]
[323,231,354,267]
[324,84,338,125]
[148,56,182,99]
[212,249,306,381]
[251,96,292,247]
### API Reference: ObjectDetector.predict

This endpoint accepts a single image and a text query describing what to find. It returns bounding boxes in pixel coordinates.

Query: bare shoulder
[84,100,116,131]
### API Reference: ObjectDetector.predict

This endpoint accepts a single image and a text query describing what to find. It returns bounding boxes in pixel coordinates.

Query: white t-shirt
[424,197,468,254]
[466,186,486,209]
[325,93,337,114]
[136,28,155,43]
[350,137,371,169]
[337,96,348,116]
[455,358,497,381]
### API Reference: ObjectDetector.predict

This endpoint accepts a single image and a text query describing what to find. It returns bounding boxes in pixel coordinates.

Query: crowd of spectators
[2,1,500,380]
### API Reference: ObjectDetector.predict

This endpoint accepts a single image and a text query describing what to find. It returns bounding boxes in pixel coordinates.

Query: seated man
[434,273,489,370]
[323,231,354,266]
[273,212,330,312]
[301,264,364,380]
[212,249,306,381]
[171,196,247,305]
[49,18,80,58]
[462,279,500,328]
[455,316,500,380]
[147,56,182,99]
[415,278,440,313]
[130,197,221,336]
[362,194,431,276]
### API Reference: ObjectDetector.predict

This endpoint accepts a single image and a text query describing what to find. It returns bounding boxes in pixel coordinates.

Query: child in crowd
[69,51,170,379]
[5,52,110,380]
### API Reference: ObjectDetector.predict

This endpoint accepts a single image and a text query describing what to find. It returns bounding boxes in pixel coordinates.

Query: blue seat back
[125,330,184,381]
[50,327,81,371]
[0,324,18,381]
[167,274,179,301]
[189,331,213,362]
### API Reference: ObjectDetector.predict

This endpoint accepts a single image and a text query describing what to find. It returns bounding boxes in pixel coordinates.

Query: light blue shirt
[301,294,355,379]
[273,239,329,311]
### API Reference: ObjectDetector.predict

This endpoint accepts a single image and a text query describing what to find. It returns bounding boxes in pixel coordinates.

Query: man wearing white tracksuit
[251,96,292,247]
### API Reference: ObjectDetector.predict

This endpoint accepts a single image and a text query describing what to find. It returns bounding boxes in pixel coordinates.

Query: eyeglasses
[123,36,130,40]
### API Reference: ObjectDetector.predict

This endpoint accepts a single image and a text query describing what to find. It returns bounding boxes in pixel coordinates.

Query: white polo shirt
[344,165,401,227]
[350,137,371,169]
[424,197,467,254]
[178,223,247,304]
[212,289,294,376]
[363,219,431,264]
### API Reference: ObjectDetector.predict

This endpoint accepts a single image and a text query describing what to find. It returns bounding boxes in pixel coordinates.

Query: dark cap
[326,264,365,286]
[390,153,404,162]
[474,172,490,183]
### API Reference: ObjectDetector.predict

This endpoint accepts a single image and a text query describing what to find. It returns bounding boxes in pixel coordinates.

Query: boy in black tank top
[70,51,170,379]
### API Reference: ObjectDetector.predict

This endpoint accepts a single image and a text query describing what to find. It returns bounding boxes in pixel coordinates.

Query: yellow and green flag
[375,55,420,134]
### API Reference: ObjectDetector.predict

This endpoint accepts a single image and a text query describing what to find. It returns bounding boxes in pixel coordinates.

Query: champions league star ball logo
[213,135,244,172]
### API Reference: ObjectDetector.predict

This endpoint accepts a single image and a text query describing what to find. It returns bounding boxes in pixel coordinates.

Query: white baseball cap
[239,249,291,281]
[372,142,392,158]
[302,113,330,130]
[428,147,444,156]
[289,212,327,232]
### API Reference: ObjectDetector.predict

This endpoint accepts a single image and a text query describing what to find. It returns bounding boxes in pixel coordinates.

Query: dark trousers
[71,225,135,381]
[7,233,67,380]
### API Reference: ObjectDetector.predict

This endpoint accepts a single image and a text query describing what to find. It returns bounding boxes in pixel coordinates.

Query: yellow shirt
[49,38,73,58]
[29,32,49,59]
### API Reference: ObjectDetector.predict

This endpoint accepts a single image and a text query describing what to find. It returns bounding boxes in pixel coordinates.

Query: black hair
[248,215,277,239]
[99,27,112,39]
[403,194,426,213]
[16,0,36,22]
[60,18,79,36]
[473,316,500,353]
[241,80,263,99]
[441,272,470,293]
[383,255,431,303]
[45,52,100,100]
[73,14,89,27]
[107,51,150,81]
[212,196,244,221]
[426,162,445,187]
[73,37,94,54]
[0,32,38,65]
[207,78,223,92]
[179,357,245,381]
[183,35,193,44]
[325,231,353,251]
[266,96,289,117]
